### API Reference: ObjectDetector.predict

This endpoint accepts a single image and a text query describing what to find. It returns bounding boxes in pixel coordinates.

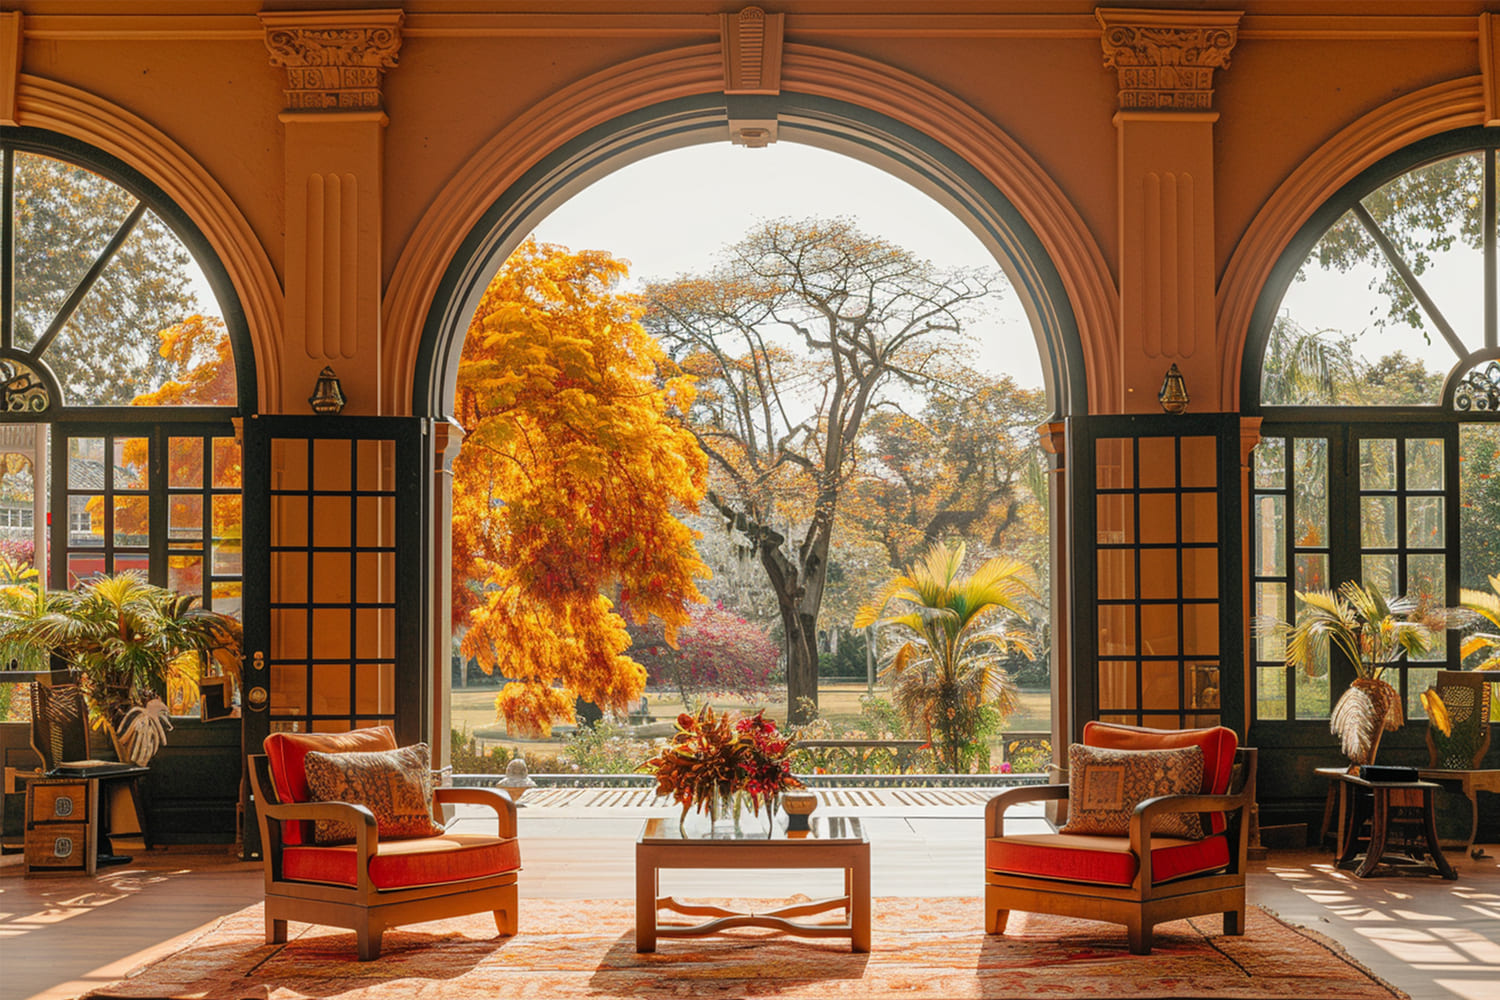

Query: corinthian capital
[1097,8,1241,112]
[261,9,403,112]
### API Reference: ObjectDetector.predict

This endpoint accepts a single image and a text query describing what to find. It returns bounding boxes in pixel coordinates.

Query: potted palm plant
[1278,581,1464,767]
[854,541,1035,774]
[0,566,242,766]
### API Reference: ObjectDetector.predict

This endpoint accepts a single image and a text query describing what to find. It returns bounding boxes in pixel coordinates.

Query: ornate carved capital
[1097,8,1241,112]
[261,9,403,112]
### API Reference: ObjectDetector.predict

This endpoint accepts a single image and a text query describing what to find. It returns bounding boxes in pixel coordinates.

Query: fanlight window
[0,148,235,412]
[1261,148,1497,409]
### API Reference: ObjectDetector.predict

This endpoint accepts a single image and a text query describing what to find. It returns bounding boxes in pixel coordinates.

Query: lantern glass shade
[1158,364,1190,414]
[309,366,346,414]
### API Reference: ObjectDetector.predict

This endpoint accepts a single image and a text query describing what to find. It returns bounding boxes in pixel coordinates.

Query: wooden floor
[2,794,1496,1000]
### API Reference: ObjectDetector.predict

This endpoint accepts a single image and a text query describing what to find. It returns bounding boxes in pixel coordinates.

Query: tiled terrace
[3,790,1497,1000]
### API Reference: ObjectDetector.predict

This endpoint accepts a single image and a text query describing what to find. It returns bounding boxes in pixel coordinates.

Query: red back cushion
[1082,722,1239,833]
[263,726,397,845]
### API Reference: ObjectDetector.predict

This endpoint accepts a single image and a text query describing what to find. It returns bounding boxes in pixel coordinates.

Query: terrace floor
[3,790,1497,1000]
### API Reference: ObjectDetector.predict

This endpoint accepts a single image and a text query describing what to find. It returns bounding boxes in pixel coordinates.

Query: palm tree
[853,542,1035,773]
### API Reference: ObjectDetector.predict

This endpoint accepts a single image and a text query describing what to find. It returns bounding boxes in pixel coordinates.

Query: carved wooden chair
[1418,670,1500,860]
[985,721,1256,954]
[248,725,521,960]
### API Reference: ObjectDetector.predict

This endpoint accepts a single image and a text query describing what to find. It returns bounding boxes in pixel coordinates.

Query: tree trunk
[783,606,820,725]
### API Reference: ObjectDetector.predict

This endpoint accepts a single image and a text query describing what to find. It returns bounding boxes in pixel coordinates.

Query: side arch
[383,42,1115,416]
[1218,76,1486,412]
[14,75,282,412]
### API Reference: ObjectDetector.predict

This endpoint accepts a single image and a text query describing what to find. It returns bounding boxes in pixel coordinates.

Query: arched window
[0,131,247,715]
[1246,127,1500,732]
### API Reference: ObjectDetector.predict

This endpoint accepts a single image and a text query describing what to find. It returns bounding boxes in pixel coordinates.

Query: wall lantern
[308,366,346,414]
[1158,363,1190,414]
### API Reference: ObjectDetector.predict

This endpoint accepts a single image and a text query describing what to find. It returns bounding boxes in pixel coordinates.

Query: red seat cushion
[263,726,398,845]
[1082,722,1238,834]
[986,831,1231,886]
[282,833,521,889]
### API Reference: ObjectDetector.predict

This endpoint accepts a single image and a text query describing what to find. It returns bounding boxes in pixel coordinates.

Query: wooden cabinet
[23,778,98,876]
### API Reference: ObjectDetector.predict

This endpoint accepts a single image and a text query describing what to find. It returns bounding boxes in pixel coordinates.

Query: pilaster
[1099,8,1240,414]
[262,9,402,415]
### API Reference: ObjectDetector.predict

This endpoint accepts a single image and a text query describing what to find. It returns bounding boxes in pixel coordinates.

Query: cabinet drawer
[30,783,91,823]
[25,823,89,869]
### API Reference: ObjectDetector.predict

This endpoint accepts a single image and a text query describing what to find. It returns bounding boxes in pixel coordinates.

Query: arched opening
[417,94,1084,773]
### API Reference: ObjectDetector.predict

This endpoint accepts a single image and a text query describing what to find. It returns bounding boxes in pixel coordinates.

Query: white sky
[528,142,1045,388]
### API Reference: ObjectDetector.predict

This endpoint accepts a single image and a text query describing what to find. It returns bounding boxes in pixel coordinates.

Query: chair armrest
[1128,787,1254,871]
[259,800,379,891]
[434,786,518,838]
[985,783,1068,837]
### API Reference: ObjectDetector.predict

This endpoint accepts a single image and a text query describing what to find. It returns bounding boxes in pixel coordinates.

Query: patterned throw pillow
[303,743,445,845]
[1061,743,1205,839]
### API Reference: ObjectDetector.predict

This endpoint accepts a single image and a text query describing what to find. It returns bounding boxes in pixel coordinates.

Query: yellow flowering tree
[452,240,709,733]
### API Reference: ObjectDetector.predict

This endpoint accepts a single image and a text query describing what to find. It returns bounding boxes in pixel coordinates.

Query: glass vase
[709,786,743,837]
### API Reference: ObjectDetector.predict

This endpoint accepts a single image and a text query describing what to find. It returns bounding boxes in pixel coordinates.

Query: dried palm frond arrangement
[1270,581,1470,766]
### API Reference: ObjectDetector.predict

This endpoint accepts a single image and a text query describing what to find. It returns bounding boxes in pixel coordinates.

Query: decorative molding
[722,7,783,95]
[14,75,282,412]
[1216,77,1485,411]
[302,171,361,361]
[1483,13,1500,126]
[1136,170,1200,360]
[383,42,1116,415]
[0,12,21,126]
[261,9,403,112]
[1097,8,1242,112]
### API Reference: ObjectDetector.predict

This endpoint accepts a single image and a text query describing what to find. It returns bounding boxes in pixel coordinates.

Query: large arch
[12,75,281,411]
[1218,76,1487,412]
[384,42,1114,417]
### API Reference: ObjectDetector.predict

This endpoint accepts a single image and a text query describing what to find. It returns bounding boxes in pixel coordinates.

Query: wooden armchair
[985,722,1256,954]
[1418,670,1499,860]
[248,726,521,960]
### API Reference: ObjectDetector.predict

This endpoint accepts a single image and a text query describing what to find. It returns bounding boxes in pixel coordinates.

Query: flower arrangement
[642,705,803,827]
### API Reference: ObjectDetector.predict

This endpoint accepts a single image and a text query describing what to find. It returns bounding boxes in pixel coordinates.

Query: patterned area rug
[87,897,1405,1000]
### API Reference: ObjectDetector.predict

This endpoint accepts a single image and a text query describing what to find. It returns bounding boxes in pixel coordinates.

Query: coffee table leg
[851,852,871,953]
[1420,788,1458,880]
[635,850,657,952]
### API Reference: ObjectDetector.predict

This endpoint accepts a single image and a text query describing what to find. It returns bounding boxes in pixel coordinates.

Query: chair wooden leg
[493,907,517,936]
[1224,907,1245,936]
[984,887,1009,935]
[267,917,287,945]
[1127,919,1151,955]
[356,924,384,961]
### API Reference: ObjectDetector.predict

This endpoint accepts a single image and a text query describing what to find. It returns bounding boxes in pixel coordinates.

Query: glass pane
[1180,492,1217,544]
[270,551,308,604]
[1406,496,1444,548]
[1183,603,1218,656]
[1179,436,1215,488]
[113,438,148,490]
[1255,495,1286,576]
[271,438,308,491]
[1182,547,1218,597]
[1361,439,1397,491]
[271,608,307,658]
[1293,439,1327,548]
[1460,423,1500,590]
[1408,553,1446,610]
[1407,666,1440,719]
[1098,605,1137,656]
[312,496,352,548]
[356,496,395,547]
[211,580,242,617]
[311,551,352,604]
[1098,661,1137,710]
[355,608,395,659]
[213,437,243,489]
[68,438,105,489]
[1406,438,1444,491]
[1257,667,1287,721]
[310,609,350,658]
[0,452,39,570]
[354,664,395,714]
[356,552,394,604]
[114,495,148,548]
[1361,496,1397,548]
[169,494,204,544]
[1097,549,1135,600]
[271,496,308,547]
[11,152,138,353]
[312,439,351,491]
[1255,582,1287,661]
[270,665,307,716]
[1295,552,1329,593]
[70,497,104,547]
[1141,662,1181,710]
[1139,549,1178,600]
[48,210,233,406]
[168,554,203,599]
[1138,437,1175,489]
[1096,438,1133,489]
[1254,438,1285,489]
[1138,494,1177,545]
[1363,554,1399,596]
[1295,666,1330,720]
[1140,603,1178,654]
[168,437,203,489]
[356,439,395,492]
[1097,494,1134,544]
[67,552,103,588]
[213,495,243,576]
[313,665,351,716]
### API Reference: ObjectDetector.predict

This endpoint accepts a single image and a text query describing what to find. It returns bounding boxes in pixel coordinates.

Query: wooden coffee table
[635,814,870,952]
